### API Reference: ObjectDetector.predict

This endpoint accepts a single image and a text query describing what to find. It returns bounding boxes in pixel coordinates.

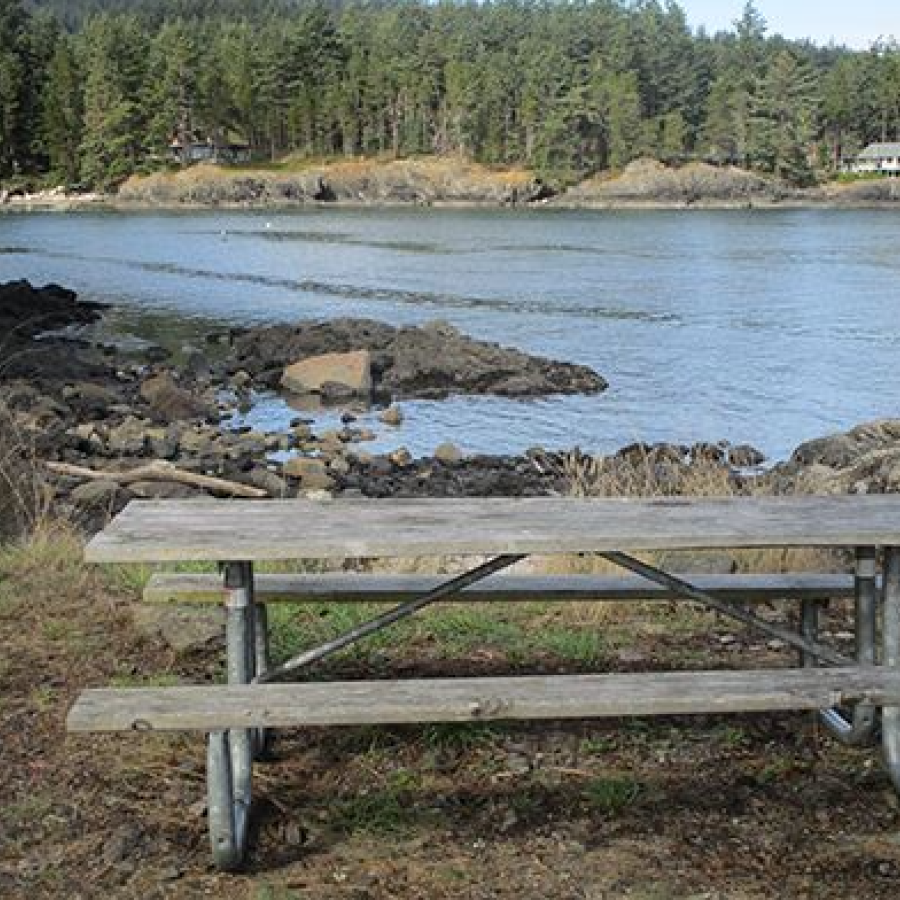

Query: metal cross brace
[600,551,853,667]
[259,553,528,683]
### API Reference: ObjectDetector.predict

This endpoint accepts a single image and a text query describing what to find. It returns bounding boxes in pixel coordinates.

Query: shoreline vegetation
[4,157,900,212]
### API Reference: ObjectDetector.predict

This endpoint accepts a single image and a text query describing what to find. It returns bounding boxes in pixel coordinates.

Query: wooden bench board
[85,495,900,564]
[66,667,900,732]
[142,572,859,605]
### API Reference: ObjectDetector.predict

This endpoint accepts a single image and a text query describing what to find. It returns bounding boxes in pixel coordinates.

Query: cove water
[3,207,900,461]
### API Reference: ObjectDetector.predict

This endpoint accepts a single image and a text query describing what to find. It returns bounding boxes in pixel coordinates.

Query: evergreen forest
[1,0,899,190]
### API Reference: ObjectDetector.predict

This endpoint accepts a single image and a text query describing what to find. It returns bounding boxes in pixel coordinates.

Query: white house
[844,142,900,176]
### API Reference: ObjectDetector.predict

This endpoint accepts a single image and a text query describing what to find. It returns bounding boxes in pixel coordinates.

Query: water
[2,207,900,461]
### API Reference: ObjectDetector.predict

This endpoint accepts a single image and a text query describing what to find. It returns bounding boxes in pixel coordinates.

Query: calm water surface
[2,207,900,461]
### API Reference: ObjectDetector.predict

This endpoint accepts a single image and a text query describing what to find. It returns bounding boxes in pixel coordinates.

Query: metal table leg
[207,561,255,870]
[883,547,900,793]
[252,602,274,758]
[818,547,877,746]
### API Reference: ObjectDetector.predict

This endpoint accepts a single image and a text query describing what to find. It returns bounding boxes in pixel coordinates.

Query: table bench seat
[67,667,900,733]
[142,571,859,605]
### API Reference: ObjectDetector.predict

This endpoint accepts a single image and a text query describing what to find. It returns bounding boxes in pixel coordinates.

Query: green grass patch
[109,671,182,688]
[329,770,430,835]
[583,775,641,814]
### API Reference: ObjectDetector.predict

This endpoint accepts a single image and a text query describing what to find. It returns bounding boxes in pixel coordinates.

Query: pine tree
[0,0,27,179]
[749,50,819,185]
[42,35,83,183]
[78,18,142,189]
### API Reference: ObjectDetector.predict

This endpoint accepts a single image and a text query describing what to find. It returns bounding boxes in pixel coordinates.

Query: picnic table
[68,495,900,870]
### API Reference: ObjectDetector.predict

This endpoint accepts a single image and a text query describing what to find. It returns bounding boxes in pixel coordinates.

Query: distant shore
[3,157,899,213]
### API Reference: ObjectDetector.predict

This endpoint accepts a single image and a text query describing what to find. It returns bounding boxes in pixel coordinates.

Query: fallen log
[47,460,268,499]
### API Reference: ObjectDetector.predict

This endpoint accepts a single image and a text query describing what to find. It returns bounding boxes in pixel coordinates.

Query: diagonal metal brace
[258,553,527,683]
[600,551,852,668]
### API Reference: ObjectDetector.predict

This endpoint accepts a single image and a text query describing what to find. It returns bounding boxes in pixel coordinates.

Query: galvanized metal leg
[882,547,900,793]
[207,729,251,871]
[207,561,255,870]
[800,598,821,669]
[818,547,877,746]
[252,603,274,759]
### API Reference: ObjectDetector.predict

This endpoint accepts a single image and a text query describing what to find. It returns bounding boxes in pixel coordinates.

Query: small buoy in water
[265,221,272,229]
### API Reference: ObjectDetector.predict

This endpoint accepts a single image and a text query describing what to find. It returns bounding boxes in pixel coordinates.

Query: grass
[329,770,431,835]
[1,519,895,898]
[583,776,641,814]
[0,398,54,542]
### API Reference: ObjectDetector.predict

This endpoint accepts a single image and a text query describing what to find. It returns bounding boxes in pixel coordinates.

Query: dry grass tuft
[0,400,54,542]
[536,447,833,623]
[558,446,740,500]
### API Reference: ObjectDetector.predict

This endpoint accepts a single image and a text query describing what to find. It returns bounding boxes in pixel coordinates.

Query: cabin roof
[858,142,900,159]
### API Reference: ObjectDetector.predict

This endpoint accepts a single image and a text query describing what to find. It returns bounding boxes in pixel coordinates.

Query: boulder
[434,442,464,465]
[390,447,413,468]
[140,372,216,423]
[791,420,900,469]
[380,405,404,426]
[247,467,288,497]
[71,480,124,508]
[727,444,765,468]
[62,382,119,417]
[282,457,336,490]
[281,351,372,398]
[107,416,149,456]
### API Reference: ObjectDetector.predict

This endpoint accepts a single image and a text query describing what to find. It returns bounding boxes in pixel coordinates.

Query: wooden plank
[142,572,857,605]
[85,496,900,564]
[67,668,900,732]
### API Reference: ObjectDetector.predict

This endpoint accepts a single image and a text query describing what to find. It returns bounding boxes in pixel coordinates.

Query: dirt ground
[2,532,900,900]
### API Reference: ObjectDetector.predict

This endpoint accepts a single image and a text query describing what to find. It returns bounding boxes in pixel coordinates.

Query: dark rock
[0,280,111,383]
[106,417,149,456]
[226,317,607,400]
[139,372,216,423]
[319,380,361,403]
[70,480,124,508]
[727,444,765,467]
[790,420,900,469]
[247,467,288,497]
[690,441,725,464]
[61,382,120,417]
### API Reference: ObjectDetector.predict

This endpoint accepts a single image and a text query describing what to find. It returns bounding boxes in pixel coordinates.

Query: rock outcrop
[768,420,900,495]
[117,158,547,207]
[228,318,608,400]
[560,159,788,207]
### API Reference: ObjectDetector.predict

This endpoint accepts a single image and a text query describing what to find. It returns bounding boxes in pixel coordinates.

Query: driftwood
[47,460,268,499]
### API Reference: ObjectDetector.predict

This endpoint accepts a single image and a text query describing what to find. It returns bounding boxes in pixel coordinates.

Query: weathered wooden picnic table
[68,495,900,870]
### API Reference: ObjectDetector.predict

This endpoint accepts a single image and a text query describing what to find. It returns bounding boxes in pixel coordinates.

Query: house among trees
[843,143,900,176]
[169,132,251,166]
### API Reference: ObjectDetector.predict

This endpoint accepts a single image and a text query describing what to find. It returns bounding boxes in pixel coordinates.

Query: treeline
[2,0,900,190]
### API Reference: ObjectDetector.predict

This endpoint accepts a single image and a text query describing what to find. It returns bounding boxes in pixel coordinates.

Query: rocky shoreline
[3,279,899,539]
[3,158,900,212]
[0,280,609,530]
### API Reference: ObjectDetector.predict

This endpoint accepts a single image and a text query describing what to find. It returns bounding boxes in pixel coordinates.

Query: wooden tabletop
[84,495,900,563]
